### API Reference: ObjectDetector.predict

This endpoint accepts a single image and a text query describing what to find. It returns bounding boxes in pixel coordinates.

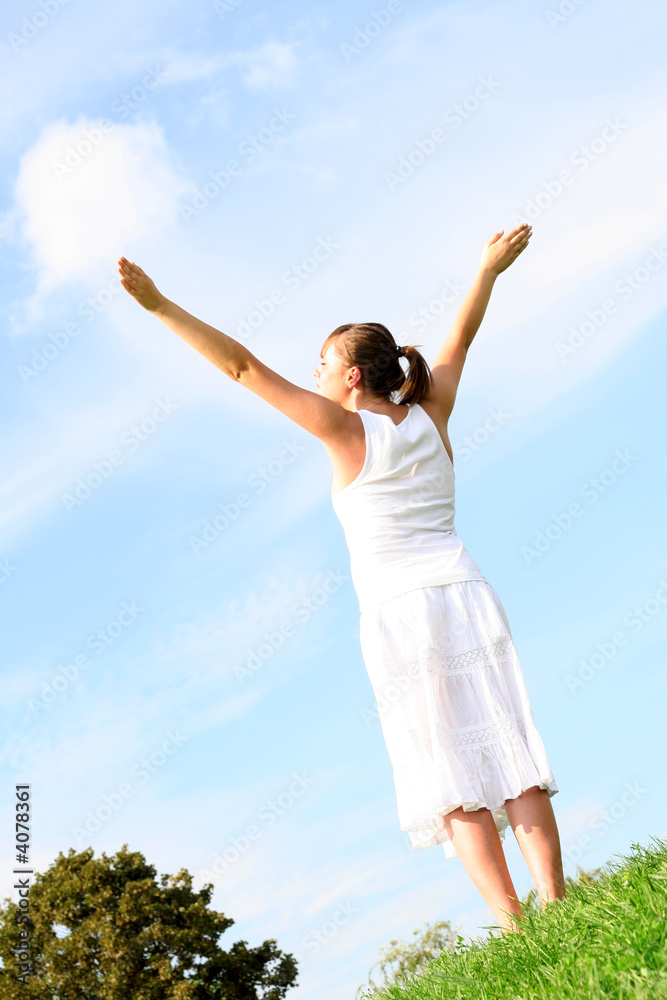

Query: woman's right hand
[479,223,532,276]
[118,257,166,312]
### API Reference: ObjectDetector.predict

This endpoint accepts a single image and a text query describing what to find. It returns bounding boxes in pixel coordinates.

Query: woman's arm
[426,223,532,421]
[448,266,498,353]
[118,257,252,379]
[117,256,352,443]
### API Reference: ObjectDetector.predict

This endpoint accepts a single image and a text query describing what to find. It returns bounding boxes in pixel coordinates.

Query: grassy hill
[358,835,667,1000]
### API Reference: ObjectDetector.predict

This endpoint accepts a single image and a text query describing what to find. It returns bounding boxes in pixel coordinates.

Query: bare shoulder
[326,400,454,492]
[415,397,454,465]
[235,356,370,489]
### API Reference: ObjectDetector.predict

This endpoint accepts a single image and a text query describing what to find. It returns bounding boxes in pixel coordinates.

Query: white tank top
[331,402,488,613]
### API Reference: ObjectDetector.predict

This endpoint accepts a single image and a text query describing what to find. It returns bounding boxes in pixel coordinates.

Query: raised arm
[428,222,532,421]
[117,257,349,442]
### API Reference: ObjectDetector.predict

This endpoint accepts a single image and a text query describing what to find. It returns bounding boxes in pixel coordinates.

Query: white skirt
[359,580,558,858]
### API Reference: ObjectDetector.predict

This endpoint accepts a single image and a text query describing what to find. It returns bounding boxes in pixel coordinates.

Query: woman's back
[331,402,487,613]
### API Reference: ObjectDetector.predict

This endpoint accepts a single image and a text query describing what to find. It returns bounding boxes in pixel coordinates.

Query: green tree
[0,844,297,999]
[355,919,462,999]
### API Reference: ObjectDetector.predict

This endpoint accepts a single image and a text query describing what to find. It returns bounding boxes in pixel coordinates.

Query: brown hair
[320,322,433,405]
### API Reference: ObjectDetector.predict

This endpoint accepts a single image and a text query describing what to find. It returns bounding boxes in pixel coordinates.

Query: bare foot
[117,257,165,312]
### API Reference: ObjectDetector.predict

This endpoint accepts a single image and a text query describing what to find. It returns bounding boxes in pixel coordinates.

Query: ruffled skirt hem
[404,775,559,857]
[358,579,559,860]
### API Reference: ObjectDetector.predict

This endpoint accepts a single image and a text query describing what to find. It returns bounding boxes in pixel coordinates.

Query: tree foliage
[355,919,462,999]
[0,844,297,999]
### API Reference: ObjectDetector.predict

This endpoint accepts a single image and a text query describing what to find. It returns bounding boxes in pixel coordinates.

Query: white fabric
[331,403,488,614]
[359,581,558,857]
[329,402,558,858]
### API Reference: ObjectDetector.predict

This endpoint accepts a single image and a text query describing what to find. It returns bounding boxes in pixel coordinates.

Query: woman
[117,222,565,933]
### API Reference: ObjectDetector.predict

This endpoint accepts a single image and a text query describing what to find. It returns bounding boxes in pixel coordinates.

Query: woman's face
[313,343,346,399]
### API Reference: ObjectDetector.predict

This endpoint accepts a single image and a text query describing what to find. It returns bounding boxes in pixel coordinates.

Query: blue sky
[1,0,666,995]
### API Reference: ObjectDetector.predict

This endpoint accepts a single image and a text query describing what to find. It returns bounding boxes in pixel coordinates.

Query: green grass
[358,836,667,1000]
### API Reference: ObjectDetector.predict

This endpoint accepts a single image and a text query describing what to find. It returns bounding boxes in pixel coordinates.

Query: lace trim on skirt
[385,633,513,680]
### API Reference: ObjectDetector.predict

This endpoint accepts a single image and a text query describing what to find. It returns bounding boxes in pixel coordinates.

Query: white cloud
[12,117,190,294]
[187,88,232,132]
[158,50,227,85]
[233,40,299,91]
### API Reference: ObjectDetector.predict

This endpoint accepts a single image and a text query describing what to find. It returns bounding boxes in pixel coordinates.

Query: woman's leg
[442,805,522,933]
[503,785,566,908]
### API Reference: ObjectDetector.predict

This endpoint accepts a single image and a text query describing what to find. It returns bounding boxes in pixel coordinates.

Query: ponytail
[321,323,433,404]
[394,343,433,405]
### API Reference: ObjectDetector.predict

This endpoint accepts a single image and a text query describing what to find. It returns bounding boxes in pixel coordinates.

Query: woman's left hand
[479,223,532,276]
[118,257,166,312]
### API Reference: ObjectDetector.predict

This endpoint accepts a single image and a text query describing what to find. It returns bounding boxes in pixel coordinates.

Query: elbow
[229,353,253,382]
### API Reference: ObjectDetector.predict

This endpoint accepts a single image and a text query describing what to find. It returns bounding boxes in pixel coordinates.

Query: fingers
[118,257,151,297]
[507,225,532,247]
[119,275,138,295]
[499,223,531,244]
[118,256,145,278]
[488,224,531,250]
[118,258,134,279]
[118,263,136,282]
[118,261,141,295]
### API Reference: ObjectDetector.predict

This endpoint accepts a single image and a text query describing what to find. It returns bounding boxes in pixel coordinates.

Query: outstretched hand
[117,257,165,312]
[480,223,532,276]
